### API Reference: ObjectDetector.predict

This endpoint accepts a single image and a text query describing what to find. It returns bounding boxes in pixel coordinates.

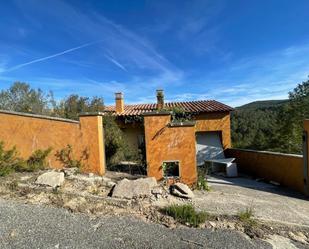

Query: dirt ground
[0,169,308,246]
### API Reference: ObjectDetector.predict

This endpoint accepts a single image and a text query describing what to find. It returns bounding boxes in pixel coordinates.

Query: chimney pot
[156,89,164,110]
[115,92,124,113]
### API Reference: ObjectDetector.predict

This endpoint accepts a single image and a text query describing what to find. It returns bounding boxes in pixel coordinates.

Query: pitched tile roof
[104,100,233,116]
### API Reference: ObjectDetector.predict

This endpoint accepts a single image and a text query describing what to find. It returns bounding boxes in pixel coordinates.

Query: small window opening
[162,161,180,177]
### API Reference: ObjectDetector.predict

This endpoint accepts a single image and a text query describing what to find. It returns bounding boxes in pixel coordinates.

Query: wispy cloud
[4,40,102,72]
[162,42,309,107]
[10,0,183,89]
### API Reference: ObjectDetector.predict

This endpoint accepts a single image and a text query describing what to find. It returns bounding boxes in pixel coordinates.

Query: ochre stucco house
[104,90,234,185]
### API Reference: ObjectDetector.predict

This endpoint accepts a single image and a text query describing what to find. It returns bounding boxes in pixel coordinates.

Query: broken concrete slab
[112,177,157,199]
[36,171,65,188]
[170,183,194,199]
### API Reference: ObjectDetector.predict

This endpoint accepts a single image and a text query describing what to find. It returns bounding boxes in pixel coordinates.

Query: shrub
[55,145,84,169]
[162,204,208,227]
[195,167,210,191]
[0,142,53,176]
[104,114,143,168]
[22,148,52,172]
[0,142,24,176]
[196,175,211,191]
[162,161,179,177]
[169,107,192,122]
[238,207,256,225]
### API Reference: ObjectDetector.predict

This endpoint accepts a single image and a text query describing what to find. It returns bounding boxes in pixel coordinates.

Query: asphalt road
[0,198,291,249]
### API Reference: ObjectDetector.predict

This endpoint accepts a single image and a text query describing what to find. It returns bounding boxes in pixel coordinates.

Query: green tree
[55,95,104,120]
[276,78,309,153]
[0,82,55,115]
[103,114,141,167]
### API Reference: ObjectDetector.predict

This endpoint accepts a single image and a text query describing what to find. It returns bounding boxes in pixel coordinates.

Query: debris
[170,183,194,199]
[63,197,87,212]
[270,181,280,186]
[36,171,65,188]
[20,176,32,181]
[112,177,157,199]
[151,187,163,198]
[255,178,265,182]
[209,221,216,228]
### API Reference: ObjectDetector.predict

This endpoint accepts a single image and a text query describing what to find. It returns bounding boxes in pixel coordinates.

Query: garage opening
[196,131,224,166]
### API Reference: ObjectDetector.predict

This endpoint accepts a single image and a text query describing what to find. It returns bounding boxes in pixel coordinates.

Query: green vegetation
[238,207,254,222]
[162,161,179,177]
[0,82,104,119]
[55,145,85,169]
[195,167,210,191]
[53,94,105,120]
[0,141,52,176]
[196,175,210,191]
[162,204,208,227]
[232,77,309,154]
[104,114,144,169]
[162,106,192,122]
[236,100,288,111]
[0,82,56,115]
[237,207,257,228]
[25,148,52,172]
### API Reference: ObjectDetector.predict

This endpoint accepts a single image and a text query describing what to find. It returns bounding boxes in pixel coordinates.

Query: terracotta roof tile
[104,100,233,116]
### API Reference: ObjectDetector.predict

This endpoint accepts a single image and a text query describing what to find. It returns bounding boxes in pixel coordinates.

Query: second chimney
[156,89,164,110]
[115,92,124,113]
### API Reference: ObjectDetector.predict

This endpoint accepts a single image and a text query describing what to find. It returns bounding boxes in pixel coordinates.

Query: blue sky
[0,0,309,106]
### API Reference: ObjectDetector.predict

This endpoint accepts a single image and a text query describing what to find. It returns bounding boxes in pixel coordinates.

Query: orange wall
[194,112,231,148]
[144,113,197,185]
[0,111,105,175]
[225,148,305,194]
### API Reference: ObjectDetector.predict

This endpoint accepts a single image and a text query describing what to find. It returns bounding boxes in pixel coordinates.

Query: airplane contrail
[6,40,102,72]
[104,54,127,72]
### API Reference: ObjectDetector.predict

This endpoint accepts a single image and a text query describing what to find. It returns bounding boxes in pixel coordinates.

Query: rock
[102,176,112,182]
[20,176,32,181]
[61,167,78,176]
[36,171,65,188]
[105,181,116,188]
[112,177,157,199]
[289,231,308,244]
[67,174,102,183]
[170,183,194,199]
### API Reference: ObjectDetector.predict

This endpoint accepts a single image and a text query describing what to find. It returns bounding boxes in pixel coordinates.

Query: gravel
[0,198,275,249]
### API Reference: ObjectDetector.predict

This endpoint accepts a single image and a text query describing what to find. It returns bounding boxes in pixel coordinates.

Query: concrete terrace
[194,176,309,227]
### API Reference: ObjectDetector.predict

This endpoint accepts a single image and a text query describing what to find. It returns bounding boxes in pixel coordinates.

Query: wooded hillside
[232,78,309,154]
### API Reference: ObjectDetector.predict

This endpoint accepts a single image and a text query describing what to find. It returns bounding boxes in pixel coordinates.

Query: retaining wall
[0,110,105,175]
